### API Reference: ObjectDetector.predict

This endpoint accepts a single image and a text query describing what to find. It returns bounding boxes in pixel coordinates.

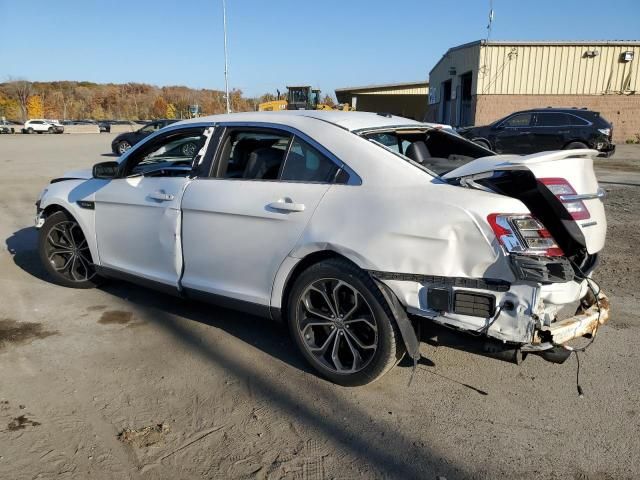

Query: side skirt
[96,266,273,318]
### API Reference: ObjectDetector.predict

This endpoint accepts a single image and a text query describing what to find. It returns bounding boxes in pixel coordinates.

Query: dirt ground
[0,134,639,480]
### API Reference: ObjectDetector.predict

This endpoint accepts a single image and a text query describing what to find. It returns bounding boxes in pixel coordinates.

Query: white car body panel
[93,176,188,286]
[180,179,331,305]
[35,111,609,350]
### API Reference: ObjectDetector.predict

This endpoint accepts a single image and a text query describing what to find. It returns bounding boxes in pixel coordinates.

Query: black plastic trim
[510,255,574,284]
[368,270,511,292]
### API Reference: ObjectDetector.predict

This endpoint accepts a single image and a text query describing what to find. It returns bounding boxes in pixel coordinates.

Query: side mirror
[92,161,119,179]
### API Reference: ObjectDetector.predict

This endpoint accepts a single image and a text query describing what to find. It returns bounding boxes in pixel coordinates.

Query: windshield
[363,127,493,176]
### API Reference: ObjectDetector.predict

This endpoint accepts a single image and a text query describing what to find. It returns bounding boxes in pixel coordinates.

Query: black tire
[473,138,491,150]
[38,211,101,289]
[287,258,404,386]
[48,127,54,134]
[181,141,197,157]
[27,127,34,134]
[116,140,131,155]
[564,141,588,150]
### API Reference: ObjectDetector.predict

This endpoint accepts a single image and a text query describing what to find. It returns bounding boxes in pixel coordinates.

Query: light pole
[222,0,231,113]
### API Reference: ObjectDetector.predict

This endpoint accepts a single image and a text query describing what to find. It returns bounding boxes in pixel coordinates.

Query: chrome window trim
[496,112,592,129]
[212,121,362,185]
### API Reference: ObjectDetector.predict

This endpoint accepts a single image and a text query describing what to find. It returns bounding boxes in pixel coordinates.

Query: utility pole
[222,0,231,113]
[486,0,494,41]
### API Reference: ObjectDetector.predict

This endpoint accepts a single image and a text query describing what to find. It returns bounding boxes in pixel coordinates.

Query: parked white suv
[23,119,64,134]
[34,111,609,385]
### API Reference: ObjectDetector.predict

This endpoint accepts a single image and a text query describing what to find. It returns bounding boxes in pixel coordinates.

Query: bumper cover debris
[533,291,610,347]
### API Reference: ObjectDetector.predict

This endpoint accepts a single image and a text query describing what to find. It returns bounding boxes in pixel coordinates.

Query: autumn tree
[4,79,33,121]
[151,96,168,118]
[26,95,44,118]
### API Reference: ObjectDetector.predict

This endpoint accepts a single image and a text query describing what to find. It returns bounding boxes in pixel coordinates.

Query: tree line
[0,80,274,121]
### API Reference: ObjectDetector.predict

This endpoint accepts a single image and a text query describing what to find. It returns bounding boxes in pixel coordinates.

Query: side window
[281,137,340,183]
[503,113,532,128]
[536,112,571,127]
[219,130,291,180]
[123,128,207,177]
[570,115,589,126]
[368,132,400,152]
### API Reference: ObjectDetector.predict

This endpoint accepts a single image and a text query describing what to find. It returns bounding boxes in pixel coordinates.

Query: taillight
[487,214,564,257]
[539,177,590,220]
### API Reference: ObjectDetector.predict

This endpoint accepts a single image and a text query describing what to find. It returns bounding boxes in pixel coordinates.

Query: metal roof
[335,81,428,93]
[430,39,640,74]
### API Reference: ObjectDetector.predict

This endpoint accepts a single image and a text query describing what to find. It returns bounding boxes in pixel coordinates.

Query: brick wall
[474,94,640,143]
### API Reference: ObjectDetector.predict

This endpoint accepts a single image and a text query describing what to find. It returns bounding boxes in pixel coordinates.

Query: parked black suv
[458,108,615,157]
[111,119,178,155]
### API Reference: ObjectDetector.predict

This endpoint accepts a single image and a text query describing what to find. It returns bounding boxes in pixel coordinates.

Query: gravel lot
[1,134,639,480]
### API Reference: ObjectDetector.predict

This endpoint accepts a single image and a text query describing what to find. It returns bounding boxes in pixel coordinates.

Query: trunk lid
[443,149,606,254]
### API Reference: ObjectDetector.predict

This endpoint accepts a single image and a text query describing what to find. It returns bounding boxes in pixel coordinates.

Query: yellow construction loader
[258,85,352,111]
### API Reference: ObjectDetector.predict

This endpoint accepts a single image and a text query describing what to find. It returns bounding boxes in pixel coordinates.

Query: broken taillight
[539,177,590,220]
[487,214,564,257]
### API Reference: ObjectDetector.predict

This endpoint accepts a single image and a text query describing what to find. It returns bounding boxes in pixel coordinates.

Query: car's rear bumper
[527,290,609,348]
[379,272,609,348]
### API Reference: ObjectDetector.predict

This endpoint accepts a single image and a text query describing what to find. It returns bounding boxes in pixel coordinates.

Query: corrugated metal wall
[476,44,640,95]
[428,44,481,104]
[362,86,428,95]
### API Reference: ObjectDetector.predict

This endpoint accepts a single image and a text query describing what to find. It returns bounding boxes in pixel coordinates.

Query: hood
[52,168,93,182]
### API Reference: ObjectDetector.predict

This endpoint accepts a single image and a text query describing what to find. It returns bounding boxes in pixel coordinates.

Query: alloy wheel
[296,278,378,374]
[118,141,131,154]
[44,220,95,282]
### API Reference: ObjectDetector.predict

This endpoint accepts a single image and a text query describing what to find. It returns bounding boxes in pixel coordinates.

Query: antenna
[222,0,231,113]
[486,0,494,41]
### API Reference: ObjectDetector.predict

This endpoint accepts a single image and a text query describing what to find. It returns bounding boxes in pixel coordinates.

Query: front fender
[38,178,109,266]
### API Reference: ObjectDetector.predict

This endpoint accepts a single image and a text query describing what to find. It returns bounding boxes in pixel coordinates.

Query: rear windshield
[363,127,493,176]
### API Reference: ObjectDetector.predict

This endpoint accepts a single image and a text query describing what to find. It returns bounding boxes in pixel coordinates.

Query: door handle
[267,198,306,212]
[148,191,174,202]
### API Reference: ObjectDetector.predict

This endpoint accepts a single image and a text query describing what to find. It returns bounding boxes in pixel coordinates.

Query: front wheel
[287,259,404,386]
[116,140,132,155]
[38,211,101,288]
[27,127,34,134]
[473,138,491,150]
[48,127,54,134]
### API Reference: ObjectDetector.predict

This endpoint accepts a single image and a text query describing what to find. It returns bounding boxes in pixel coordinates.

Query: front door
[493,112,535,154]
[180,126,345,307]
[94,126,211,286]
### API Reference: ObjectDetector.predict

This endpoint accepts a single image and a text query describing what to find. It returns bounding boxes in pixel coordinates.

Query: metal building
[426,40,640,142]
[335,81,429,120]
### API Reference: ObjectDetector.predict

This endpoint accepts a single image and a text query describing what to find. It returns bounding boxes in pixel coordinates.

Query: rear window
[364,128,492,176]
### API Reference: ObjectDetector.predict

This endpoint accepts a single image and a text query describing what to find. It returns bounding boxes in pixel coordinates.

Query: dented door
[94,176,188,287]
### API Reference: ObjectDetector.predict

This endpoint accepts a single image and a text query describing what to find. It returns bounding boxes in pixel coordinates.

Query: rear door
[532,112,574,151]
[180,125,344,307]
[443,150,606,253]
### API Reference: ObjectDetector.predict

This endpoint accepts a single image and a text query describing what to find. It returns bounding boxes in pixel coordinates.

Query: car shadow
[5,225,470,477]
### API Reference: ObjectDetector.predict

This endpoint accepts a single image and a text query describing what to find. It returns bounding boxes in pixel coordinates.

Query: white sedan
[35,111,609,385]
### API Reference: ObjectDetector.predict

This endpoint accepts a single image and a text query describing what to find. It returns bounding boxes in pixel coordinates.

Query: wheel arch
[271,249,366,322]
[562,139,590,149]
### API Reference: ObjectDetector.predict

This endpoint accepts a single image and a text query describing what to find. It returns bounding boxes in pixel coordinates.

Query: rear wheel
[287,258,404,386]
[26,127,34,134]
[38,211,101,289]
[564,141,588,150]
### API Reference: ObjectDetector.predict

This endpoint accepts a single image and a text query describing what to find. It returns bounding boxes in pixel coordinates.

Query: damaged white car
[35,111,609,386]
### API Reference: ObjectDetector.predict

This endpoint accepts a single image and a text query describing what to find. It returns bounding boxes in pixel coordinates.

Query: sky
[1,0,639,98]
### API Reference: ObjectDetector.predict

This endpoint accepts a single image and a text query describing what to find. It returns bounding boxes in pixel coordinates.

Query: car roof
[517,107,595,114]
[175,110,439,132]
